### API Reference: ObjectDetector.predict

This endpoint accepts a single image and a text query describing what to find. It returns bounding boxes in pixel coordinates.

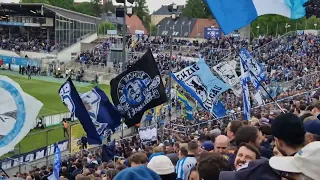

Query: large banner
[171,59,230,117]
[139,125,157,144]
[0,55,40,67]
[213,61,242,97]
[204,27,222,39]
[110,49,167,127]
[0,76,43,156]
[0,140,68,170]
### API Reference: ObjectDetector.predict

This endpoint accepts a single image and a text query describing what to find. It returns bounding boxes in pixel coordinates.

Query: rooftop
[152,5,184,15]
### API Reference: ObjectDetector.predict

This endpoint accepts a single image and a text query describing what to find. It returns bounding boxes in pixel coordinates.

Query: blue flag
[211,101,227,118]
[59,78,121,145]
[205,0,306,34]
[239,48,266,90]
[80,86,122,134]
[102,140,116,162]
[241,78,251,121]
[48,144,61,180]
[171,58,230,116]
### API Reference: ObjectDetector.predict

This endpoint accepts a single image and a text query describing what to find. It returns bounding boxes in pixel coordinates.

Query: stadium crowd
[4,27,320,180]
[8,102,320,180]
[0,27,56,52]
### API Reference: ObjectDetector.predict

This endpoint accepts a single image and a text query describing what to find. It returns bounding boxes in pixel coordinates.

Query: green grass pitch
[0,71,111,158]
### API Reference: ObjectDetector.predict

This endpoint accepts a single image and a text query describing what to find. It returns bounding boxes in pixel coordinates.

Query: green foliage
[21,0,50,3]
[182,0,212,18]
[102,1,115,13]
[150,24,157,36]
[133,0,151,29]
[74,2,95,16]
[98,21,117,34]
[91,0,102,17]
[49,0,74,10]
[251,15,320,37]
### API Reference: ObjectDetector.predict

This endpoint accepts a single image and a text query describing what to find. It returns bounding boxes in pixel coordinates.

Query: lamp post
[314,23,318,30]
[285,23,291,33]
[168,3,178,100]
[256,25,260,36]
[115,0,134,71]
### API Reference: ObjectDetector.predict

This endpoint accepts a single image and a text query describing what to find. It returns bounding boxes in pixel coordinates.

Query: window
[167,20,170,25]
[174,21,178,25]
[182,21,185,25]
[184,32,188,36]
[188,21,191,25]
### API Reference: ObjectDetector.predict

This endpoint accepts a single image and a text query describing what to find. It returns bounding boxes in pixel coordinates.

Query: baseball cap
[271,113,305,143]
[201,141,214,151]
[147,155,175,175]
[269,141,320,180]
[304,120,320,136]
[219,158,281,180]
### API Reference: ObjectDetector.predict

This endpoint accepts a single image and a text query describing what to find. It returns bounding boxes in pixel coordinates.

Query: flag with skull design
[110,49,167,127]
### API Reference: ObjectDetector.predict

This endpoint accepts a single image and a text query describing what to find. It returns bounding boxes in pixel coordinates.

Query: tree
[182,0,212,19]
[98,22,117,35]
[251,15,320,36]
[91,0,102,17]
[49,0,74,10]
[150,24,157,36]
[74,2,95,16]
[133,0,151,29]
[102,1,115,14]
[21,0,50,3]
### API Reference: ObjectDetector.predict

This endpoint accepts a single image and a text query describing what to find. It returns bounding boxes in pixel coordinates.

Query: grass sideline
[0,72,111,159]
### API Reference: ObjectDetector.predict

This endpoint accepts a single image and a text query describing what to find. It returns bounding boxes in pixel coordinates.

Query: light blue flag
[48,144,61,180]
[205,0,307,34]
[241,77,251,121]
[239,48,266,90]
[171,58,230,116]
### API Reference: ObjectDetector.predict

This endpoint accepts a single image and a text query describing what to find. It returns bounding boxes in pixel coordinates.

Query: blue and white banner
[213,61,242,97]
[0,55,40,67]
[0,76,43,157]
[80,86,122,135]
[239,48,266,90]
[0,140,68,170]
[204,27,222,39]
[241,77,251,121]
[171,59,230,116]
[59,78,121,145]
[48,144,61,180]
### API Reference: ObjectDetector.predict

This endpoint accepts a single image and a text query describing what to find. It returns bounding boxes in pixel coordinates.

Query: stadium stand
[0,3,99,55]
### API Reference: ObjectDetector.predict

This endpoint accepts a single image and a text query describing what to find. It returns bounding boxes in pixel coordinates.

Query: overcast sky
[75,0,187,13]
[0,0,187,13]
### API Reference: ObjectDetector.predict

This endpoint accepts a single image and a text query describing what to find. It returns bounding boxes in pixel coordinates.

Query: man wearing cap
[269,141,320,180]
[304,120,320,144]
[272,113,305,156]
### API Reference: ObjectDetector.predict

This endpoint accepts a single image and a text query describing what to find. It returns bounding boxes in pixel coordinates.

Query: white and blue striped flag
[240,54,251,121]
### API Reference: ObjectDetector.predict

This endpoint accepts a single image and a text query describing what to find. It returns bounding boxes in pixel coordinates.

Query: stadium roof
[157,17,197,38]
[0,3,100,24]
[152,5,184,15]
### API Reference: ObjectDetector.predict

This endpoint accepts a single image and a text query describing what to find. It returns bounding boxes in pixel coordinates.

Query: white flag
[0,76,43,156]
[213,61,242,97]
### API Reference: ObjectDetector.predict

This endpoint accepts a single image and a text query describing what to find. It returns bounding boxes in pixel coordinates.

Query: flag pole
[228,40,284,113]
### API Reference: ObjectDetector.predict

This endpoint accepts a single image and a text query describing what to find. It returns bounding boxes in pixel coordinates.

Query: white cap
[269,141,320,180]
[147,155,175,175]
